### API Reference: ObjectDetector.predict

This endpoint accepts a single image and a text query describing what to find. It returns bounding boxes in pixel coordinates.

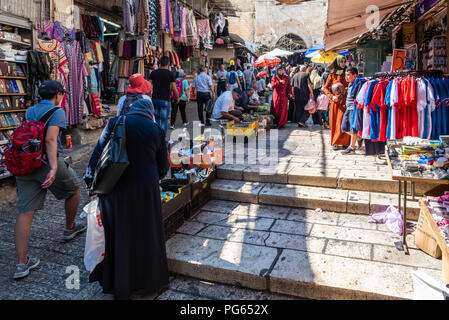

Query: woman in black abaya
[84,99,169,300]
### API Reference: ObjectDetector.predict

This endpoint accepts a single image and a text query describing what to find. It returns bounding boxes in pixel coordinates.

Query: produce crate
[226,121,258,136]
[161,181,191,221]
[190,170,216,214]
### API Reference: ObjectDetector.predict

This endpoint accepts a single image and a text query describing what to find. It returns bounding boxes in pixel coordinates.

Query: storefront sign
[391,49,407,71]
[402,23,415,45]
[416,0,443,19]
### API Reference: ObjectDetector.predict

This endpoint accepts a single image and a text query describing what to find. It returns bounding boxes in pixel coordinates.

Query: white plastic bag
[83,198,105,273]
[411,270,449,300]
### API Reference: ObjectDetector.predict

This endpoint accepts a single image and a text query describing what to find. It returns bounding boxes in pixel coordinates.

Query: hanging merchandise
[63,38,88,126]
[148,0,159,46]
[197,19,212,50]
[26,50,52,103]
[348,71,448,155]
[137,0,150,36]
[123,0,136,35]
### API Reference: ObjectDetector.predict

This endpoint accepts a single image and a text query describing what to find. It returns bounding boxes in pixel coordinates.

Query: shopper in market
[117,74,153,117]
[211,88,243,122]
[341,67,363,155]
[257,72,267,96]
[215,64,228,97]
[235,88,259,113]
[13,81,84,280]
[244,65,256,91]
[271,68,292,129]
[323,55,351,150]
[291,65,314,128]
[149,56,180,135]
[169,69,190,129]
[192,67,216,126]
[227,65,241,91]
[84,98,170,300]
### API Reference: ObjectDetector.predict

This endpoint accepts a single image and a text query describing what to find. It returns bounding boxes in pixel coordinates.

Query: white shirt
[416,78,427,138]
[389,79,399,140]
[427,80,436,139]
[257,78,266,92]
[212,91,235,119]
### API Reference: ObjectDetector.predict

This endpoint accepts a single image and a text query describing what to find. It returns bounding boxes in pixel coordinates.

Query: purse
[91,116,129,194]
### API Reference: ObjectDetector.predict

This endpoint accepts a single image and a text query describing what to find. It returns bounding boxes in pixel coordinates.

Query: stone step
[216,164,437,196]
[166,200,442,300]
[210,179,421,221]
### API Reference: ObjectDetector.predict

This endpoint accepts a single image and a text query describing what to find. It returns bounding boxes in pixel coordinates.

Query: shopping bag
[83,198,105,273]
[304,98,315,111]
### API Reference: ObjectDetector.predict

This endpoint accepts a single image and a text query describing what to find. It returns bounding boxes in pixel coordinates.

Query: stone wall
[226,0,327,48]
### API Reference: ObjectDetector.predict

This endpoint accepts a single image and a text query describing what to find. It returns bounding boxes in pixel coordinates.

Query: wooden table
[385,146,449,255]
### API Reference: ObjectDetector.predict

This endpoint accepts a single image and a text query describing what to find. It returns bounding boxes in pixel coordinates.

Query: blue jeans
[153,99,170,135]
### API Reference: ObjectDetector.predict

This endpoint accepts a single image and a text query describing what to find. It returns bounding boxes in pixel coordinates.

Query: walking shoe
[298,122,306,128]
[356,139,363,150]
[169,125,175,130]
[321,125,326,130]
[13,256,40,280]
[63,223,87,242]
[183,123,188,126]
[332,145,339,151]
[341,147,355,155]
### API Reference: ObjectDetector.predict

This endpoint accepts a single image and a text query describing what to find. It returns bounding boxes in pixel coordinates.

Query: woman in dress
[271,68,291,129]
[323,55,351,150]
[84,99,169,300]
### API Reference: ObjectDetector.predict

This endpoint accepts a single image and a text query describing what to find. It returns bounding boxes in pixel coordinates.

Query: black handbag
[91,116,129,194]
[205,98,215,115]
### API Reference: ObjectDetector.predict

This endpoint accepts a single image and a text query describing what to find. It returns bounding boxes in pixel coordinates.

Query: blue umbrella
[305,44,324,58]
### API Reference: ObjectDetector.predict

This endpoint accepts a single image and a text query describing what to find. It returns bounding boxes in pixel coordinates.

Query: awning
[266,48,294,57]
[324,0,414,51]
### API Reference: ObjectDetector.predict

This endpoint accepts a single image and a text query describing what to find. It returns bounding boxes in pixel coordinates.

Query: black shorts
[341,108,357,134]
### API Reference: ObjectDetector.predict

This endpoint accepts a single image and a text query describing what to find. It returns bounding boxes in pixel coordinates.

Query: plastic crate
[226,121,257,136]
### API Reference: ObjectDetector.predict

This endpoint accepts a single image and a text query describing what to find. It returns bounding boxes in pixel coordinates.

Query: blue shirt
[25,100,67,154]
[193,72,213,93]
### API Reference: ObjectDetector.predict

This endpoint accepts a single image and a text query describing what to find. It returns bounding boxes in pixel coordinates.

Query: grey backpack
[119,94,143,116]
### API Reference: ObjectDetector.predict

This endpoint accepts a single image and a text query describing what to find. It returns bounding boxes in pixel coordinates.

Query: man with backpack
[8,80,84,279]
[117,73,153,117]
[170,69,190,129]
[227,65,241,91]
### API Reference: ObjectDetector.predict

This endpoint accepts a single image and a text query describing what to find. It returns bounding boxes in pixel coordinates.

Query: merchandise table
[385,143,449,255]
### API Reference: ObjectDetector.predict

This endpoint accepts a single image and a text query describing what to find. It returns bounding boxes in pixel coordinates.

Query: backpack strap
[39,107,60,126]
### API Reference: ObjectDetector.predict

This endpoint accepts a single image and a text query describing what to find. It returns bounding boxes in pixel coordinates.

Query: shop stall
[0,13,33,180]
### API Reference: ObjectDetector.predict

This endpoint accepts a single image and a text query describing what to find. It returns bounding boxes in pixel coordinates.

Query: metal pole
[398,180,402,213]
[403,180,409,255]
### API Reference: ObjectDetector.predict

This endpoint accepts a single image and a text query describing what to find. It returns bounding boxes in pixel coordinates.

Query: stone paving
[167,200,442,300]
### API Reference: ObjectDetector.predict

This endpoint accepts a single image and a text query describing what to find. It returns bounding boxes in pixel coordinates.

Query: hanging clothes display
[123,0,136,35]
[63,39,88,125]
[137,0,150,36]
[197,19,212,50]
[37,39,69,85]
[148,0,159,46]
[350,73,449,154]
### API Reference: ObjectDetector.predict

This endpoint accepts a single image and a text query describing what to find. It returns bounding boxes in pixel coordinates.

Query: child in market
[316,89,330,130]
[341,67,362,155]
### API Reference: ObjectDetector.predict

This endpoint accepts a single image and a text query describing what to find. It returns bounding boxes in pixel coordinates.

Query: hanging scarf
[328,55,346,76]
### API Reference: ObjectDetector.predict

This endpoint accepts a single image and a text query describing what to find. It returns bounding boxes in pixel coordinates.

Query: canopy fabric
[254,54,281,67]
[305,44,325,58]
[324,0,412,51]
[266,48,294,57]
[310,50,339,64]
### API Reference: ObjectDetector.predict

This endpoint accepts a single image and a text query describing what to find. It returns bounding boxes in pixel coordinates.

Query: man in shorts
[341,67,362,154]
[13,80,85,279]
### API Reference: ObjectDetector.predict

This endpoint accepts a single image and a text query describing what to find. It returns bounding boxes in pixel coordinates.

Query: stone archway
[275,33,307,51]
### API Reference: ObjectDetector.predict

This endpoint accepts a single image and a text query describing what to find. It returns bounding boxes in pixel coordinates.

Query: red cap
[126,74,152,94]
